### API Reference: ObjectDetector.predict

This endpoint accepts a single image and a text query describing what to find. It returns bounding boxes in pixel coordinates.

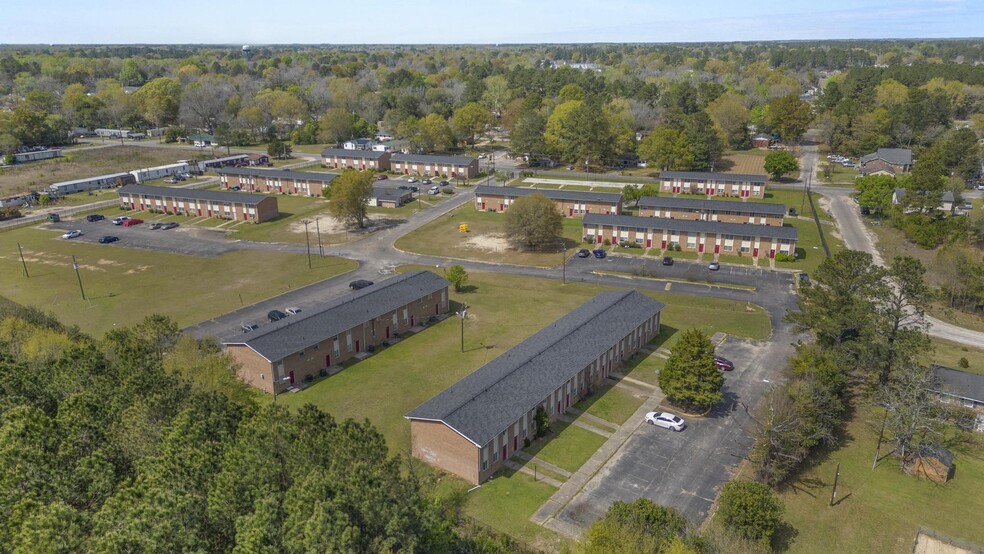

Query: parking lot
[44,217,252,257]
[553,332,794,527]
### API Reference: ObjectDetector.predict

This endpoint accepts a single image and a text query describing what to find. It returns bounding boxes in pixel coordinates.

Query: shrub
[775,253,796,262]
[959,357,970,369]
[718,480,784,544]
[603,238,611,246]
[534,406,549,438]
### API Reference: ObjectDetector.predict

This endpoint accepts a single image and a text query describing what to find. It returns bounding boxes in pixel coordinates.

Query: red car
[375,174,388,180]
[121,218,143,227]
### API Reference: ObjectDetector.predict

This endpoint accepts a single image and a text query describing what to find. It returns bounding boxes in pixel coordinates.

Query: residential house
[930,365,984,432]
[343,138,375,150]
[187,133,216,147]
[860,148,913,174]
[406,290,664,484]
[659,171,767,199]
[859,159,897,177]
[218,167,337,197]
[12,149,62,163]
[224,271,450,393]
[118,184,279,223]
[583,213,798,261]
[200,154,249,170]
[370,183,414,208]
[751,134,771,149]
[637,196,785,226]
[391,154,479,179]
[474,185,623,217]
[247,153,270,166]
[892,188,957,214]
[321,148,392,171]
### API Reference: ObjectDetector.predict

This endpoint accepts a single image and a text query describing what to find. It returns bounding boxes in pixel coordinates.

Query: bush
[534,406,549,438]
[621,241,642,249]
[718,480,784,544]
[603,238,611,246]
[959,357,970,368]
[775,253,796,262]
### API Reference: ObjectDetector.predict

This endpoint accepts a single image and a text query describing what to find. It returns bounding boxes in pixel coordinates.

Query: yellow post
[459,223,468,233]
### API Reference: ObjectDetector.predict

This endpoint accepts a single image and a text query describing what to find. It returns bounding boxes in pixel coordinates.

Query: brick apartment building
[637,196,786,226]
[583,213,798,260]
[406,290,663,484]
[218,167,337,197]
[659,171,767,199]
[118,184,279,223]
[224,271,450,394]
[391,154,479,179]
[321,148,393,171]
[474,185,623,217]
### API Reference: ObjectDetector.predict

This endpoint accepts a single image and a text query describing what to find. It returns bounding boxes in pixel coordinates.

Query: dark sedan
[349,279,374,290]
[268,310,288,322]
[662,256,674,266]
[577,248,591,258]
[98,235,119,244]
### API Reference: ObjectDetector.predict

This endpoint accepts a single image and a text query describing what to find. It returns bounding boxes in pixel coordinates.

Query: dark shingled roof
[932,365,984,403]
[217,167,338,183]
[637,196,785,216]
[660,171,767,184]
[475,185,622,204]
[583,213,799,240]
[406,291,664,446]
[118,184,273,206]
[372,183,413,202]
[860,148,912,166]
[223,271,449,362]
[391,153,477,165]
[321,148,391,160]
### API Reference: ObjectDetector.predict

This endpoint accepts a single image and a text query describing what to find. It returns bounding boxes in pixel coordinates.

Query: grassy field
[461,468,563,549]
[927,338,984,376]
[394,204,587,267]
[0,227,356,336]
[719,149,768,175]
[773,218,844,274]
[0,146,214,196]
[525,420,609,473]
[776,405,984,553]
[818,162,860,185]
[576,383,646,425]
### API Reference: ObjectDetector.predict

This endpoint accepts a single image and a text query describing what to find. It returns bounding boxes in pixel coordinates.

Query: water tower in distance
[242,45,252,61]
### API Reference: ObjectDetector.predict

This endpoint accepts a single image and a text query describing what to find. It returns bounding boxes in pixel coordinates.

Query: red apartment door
[481,202,485,209]
[513,436,518,450]
[770,249,776,259]
[197,209,202,216]
[698,243,704,253]
[385,326,390,339]
[355,340,360,353]
[753,247,759,257]
[501,444,507,461]
[646,238,652,248]
[288,371,295,384]
[569,208,574,216]
[325,355,331,367]
[597,235,603,244]
[661,240,667,249]
[410,315,415,326]
[714,244,720,253]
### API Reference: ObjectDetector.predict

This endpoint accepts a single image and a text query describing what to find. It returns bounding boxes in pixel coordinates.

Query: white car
[645,411,685,431]
[112,216,130,225]
[61,229,82,239]
[285,306,302,315]
[407,177,418,183]
[428,186,441,195]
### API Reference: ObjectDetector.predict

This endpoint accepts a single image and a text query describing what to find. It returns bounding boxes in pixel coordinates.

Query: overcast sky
[2,0,981,44]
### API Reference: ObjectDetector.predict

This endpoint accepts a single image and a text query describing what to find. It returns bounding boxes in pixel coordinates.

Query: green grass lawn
[576,383,645,425]
[225,194,350,245]
[622,350,666,386]
[461,468,563,549]
[0,228,356,336]
[776,406,984,553]
[274,270,770,456]
[524,420,609,473]
[43,188,119,207]
[819,163,860,185]
[927,338,984,376]
[774,218,844,274]
[395,204,586,267]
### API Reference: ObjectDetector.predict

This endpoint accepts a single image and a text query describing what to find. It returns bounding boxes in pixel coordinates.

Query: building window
[482,459,489,470]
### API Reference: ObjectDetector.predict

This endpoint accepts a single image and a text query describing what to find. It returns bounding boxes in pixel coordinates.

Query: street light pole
[302,219,312,268]
[72,255,86,300]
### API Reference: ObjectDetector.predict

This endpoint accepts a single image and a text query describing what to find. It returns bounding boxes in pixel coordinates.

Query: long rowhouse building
[390,153,479,178]
[659,171,767,199]
[637,196,785,226]
[224,271,450,394]
[583,213,798,261]
[406,290,664,484]
[474,185,623,217]
[320,148,392,171]
[218,167,337,197]
[118,184,279,222]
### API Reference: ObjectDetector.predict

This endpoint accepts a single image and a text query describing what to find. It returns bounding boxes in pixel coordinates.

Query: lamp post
[302,219,312,268]
[272,374,292,403]
[458,305,468,353]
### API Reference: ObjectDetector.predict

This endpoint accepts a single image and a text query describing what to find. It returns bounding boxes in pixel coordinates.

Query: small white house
[343,138,375,150]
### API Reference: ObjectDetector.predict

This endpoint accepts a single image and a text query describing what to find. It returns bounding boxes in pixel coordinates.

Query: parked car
[150,222,162,230]
[708,261,720,271]
[408,186,419,192]
[645,411,685,431]
[230,186,241,191]
[112,216,130,225]
[397,185,409,190]
[407,177,418,183]
[240,322,259,333]
[962,202,973,210]
[592,249,607,259]
[268,310,288,322]
[160,222,179,230]
[662,256,674,266]
[439,180,450,186]
[421,178,432,185]
[349,279,374,290]
[86,214,105,222]
[121,218,143,227]
[577,248,591,258]
[173,174,186,181]
[714,356,735,371]
[285,306,302,315]
[376,174,388,180]
[428,186,440,195]
[98,235,119,244]
[61,229,82,239]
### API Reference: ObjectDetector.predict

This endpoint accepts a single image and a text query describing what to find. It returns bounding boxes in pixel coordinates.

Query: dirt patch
[284,212,400,234]
[719,152,766,175]
[913,531,979,554]
[463,233,511,253]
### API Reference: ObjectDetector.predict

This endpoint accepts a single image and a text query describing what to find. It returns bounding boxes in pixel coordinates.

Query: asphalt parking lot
[554,332,794,527]
[44,218,244,257]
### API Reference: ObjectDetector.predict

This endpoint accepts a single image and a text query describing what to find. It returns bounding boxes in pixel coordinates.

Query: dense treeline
[0,305,522,552]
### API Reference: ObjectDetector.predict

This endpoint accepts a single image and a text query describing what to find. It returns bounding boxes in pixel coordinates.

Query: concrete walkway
[608,378,653,397]
[504,460,564,487]
[513,451,573,479]
[609,373,658,393]
[557,413,613,438]
[565,407,620,433]
[531,389,666,538]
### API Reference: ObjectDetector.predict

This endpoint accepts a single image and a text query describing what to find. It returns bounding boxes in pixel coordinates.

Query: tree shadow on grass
[716,158,736,172]
[456,284,478,294]
[772,521,800,553]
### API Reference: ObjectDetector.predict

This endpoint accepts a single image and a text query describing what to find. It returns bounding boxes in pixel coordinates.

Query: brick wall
[411,420,479,484]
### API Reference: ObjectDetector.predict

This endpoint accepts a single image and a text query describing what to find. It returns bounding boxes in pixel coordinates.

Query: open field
[775,405,984,553]
[927,338,984,376]
[0,146,209,196]
[394,204,587,267]
[0,227,356,336]
[818,162,860,185]
[775,218,843,274]
[460,468,562,549]
[719,149,768,175]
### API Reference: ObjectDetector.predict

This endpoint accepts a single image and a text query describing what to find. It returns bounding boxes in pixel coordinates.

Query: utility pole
[17,242,28,278]
[459,305,468,353]
[72,255,86,300]
[302,219,312,268]
[829,462,841,507]
[315,218,323,257]
[560,242,567,284]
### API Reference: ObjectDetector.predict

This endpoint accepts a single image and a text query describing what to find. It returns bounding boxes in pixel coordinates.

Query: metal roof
[406,291,664,446]
[583,213,799,240]
[118,184,274,206]
[321,148,391,160]
[217,167,338,182]
[223,271,449,362]
[660,171,767,184]
[637,196,785,215]
[932,366,984,403]
[51,172,132,188]
[391,153,477,165]
[860,148,912,166]
[475,185,622,204]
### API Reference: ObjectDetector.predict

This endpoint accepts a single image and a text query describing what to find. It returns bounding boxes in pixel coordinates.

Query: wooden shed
[908,443,954,482]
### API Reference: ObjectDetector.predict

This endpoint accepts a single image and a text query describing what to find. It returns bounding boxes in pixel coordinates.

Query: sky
[1,0,982,45]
